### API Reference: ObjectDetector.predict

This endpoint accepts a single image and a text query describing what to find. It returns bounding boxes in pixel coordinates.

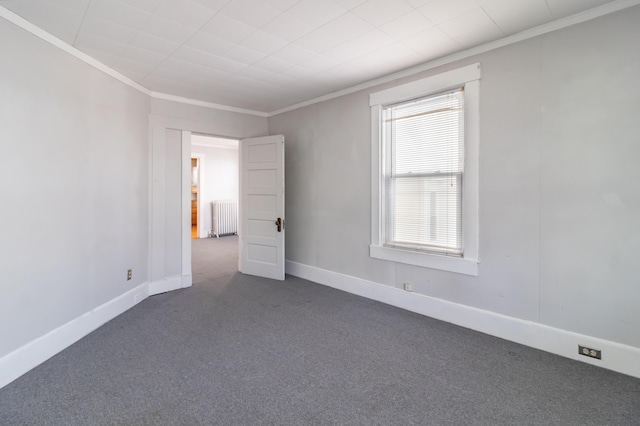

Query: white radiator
[212,200,238,238]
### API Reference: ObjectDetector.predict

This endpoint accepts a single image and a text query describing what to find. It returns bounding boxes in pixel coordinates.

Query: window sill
[370,245,478,276]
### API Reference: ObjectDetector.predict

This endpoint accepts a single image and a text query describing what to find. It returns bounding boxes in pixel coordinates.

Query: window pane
[382,89,464,255]
[386,174,462,253]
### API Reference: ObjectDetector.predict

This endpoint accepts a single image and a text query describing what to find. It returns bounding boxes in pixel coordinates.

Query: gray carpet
[1,236,639,425]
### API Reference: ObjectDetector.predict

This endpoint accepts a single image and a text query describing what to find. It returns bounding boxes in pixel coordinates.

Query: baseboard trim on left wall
[148,273,192,296]
[0,282,149,389]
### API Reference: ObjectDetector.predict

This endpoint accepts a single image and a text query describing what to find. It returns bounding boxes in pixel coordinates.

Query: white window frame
[370,63,480,276]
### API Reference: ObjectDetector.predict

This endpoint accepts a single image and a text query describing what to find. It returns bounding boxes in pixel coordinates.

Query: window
[370,64,480,276]
[383,88,464,255]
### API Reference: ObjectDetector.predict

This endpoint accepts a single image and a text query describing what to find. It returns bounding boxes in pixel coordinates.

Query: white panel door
[238,135,285,280]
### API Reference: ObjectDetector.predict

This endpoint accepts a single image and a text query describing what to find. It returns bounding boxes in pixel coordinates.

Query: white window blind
[382,88,465,256]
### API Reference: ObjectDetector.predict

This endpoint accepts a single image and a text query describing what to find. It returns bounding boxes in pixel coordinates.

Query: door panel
[239,135,285,280]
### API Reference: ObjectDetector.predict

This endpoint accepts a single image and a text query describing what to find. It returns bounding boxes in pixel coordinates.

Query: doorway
[148,127,284,296]
[190,134,240,240]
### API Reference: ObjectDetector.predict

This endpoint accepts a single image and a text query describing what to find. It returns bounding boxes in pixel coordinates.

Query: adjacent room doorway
[190,134,240,240]
[167,130,285,293]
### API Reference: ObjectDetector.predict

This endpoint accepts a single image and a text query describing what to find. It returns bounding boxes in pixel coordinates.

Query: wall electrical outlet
[579,345,601,360]
[403,282,412,292]
[127,269,132,281]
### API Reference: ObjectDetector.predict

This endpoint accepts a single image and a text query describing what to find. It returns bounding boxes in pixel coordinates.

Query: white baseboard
[0,282,149,389]
[182,273,192,289]
[148,273,192,296]
[285,260,640,379]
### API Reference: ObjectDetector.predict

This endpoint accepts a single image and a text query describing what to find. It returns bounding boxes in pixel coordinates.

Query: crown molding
[3,0,639,119]
[0,6,267,118]
[150,92,268,117]
[267,0,640,117]
[0,6,150,96]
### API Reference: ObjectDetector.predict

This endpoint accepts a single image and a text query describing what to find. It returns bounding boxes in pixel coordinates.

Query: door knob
[275,217,282,232]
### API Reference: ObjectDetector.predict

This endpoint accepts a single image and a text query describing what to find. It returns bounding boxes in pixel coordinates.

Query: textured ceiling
[0,0,618,113]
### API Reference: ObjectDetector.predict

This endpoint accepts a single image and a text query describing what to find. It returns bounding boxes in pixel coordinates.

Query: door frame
[180,130,192,288]
[190,152,207,239]
[148,109,271,296]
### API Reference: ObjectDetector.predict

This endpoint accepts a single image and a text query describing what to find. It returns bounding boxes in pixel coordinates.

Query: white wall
[0,15,269,386]
[0,17,149,371]
[191,144,239,237]
[269,7,640,375]
[163,129,183,278]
